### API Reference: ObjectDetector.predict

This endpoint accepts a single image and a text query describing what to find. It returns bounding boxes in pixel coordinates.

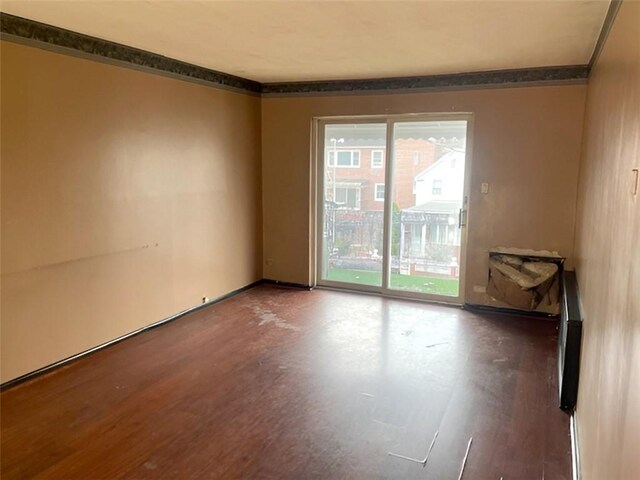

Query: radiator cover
[558,270,583,411]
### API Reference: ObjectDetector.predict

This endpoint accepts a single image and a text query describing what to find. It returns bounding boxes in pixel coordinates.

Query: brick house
[325,137,437,210]
[324,136,466,277]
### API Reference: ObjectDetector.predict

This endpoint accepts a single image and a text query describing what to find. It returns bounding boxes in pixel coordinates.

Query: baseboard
[570,412,582,480]
[262,279,313,290]
[0,279,262,391]
[463,302,558,319]
[6,285,554,390]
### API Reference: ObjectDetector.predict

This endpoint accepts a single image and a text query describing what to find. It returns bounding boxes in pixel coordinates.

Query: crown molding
[261,66,589,97]
[588,0,623,70]
[2,12,593,97]
[0,12,262,94]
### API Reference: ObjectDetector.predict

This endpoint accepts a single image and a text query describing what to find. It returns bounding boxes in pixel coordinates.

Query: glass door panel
[388,120,468,297]
[320,123,387,288]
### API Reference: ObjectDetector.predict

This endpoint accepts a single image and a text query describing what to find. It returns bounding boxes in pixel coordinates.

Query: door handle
[458,208,466,228]
[458,195,468,228]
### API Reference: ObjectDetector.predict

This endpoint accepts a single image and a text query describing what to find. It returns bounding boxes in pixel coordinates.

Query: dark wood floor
[1,285,571,479]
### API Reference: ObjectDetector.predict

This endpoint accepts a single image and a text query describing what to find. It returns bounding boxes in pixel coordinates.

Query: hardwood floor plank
[1,285,571,479]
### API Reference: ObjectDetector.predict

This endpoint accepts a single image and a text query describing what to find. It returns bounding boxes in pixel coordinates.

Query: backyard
[326,268,459,296]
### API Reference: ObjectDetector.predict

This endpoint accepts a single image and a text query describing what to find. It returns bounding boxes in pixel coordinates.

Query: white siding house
[413,150,466,206]
[396,149,466,277]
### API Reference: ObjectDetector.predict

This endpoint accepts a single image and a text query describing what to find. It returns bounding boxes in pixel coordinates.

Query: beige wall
[262,85,587,302]
[573,2,640,479]
[3,9,638,476]
[0,41,263,383]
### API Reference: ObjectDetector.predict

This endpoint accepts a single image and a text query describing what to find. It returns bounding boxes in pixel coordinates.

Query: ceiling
[1,1,611,83]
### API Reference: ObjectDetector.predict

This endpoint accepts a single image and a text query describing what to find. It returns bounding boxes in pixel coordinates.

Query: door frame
[313,113,475,304]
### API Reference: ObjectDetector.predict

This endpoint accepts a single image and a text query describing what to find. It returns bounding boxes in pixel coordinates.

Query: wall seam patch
[569,86,591,268]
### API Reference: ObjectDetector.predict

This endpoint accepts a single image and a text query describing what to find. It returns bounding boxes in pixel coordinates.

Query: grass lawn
[326,268,459,296]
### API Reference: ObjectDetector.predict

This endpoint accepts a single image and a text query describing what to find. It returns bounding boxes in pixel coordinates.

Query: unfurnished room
[0,1,638,479]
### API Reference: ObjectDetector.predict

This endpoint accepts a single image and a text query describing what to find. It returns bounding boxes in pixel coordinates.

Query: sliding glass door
[317,115,471,303]
[320,122,387,287]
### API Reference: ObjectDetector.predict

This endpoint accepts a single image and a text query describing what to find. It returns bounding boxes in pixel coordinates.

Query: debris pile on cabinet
[486,247,564,315]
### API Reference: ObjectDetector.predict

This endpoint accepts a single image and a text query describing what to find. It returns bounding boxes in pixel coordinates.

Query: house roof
[329,138,386,148]
[414,150,465,180]
[334,180,368,187]
[404,200,460,215]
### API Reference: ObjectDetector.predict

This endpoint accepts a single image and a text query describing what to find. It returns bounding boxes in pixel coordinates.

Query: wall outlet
[202,297,209,304]
[473,285,487,293]
[265,258,274,266]
[481,183,490,194]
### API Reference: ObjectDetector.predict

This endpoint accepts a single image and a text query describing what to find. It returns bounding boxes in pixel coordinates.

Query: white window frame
[432,179,443,195]
[371,150,384,168]
[328,150,361,168]
[334,182,362,210]
[374,183,385,202]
